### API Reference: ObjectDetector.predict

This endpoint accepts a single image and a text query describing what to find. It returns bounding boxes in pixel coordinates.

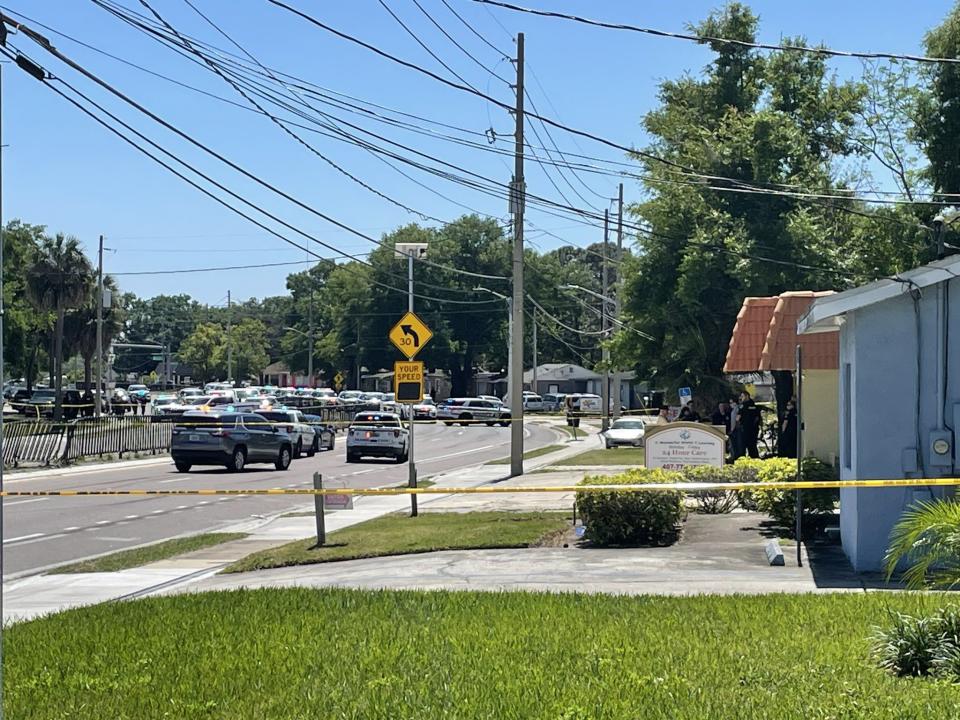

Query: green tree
[619,2,867,408]
[63,275,125,390]
[228,318,270,383]
[916,3,960,196]
[178,322,224,383]
[25,232,94,419]
[2,221,50,388]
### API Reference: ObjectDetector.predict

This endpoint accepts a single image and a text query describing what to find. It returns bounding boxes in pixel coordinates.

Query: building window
[843,362,852,469]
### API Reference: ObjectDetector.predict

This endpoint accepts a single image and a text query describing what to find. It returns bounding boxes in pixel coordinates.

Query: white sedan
[602,418,649,449]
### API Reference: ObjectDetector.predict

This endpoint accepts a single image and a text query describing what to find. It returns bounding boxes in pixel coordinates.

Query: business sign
[644,422,725,471]
[389,311,433,360]
[394,360,424,403]
[323,478,354,511]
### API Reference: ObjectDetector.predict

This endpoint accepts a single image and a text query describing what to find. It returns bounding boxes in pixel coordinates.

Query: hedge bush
[679,465,739,514]
[733,456,838,527]
[576,468,685,546]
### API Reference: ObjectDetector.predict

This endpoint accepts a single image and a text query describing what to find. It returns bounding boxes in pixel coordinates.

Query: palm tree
[64,275,124,392]
[885,499,960,590]
[26,233,94,421]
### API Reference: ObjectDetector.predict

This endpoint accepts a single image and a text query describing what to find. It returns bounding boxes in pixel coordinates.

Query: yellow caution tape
[1,477,959,497]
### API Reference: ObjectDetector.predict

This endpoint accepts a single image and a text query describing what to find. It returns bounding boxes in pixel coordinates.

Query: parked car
[12,388,33,413]
[542,393,567,412]
[171,410,293,473]
[127,384,151,402]
[437,398,511,427]
[178,387,203,400]
[346,411,409,463]
[23,389,84,419]
[522,393,544,412]
[254,409,315,458]
[302,413,337,453]
[152,394,178,414]
[412,395,437,421]
[602,417,650,449]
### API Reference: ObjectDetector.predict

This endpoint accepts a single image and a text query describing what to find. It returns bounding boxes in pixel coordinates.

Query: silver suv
[437,398,511,427]
[346,411,409,463]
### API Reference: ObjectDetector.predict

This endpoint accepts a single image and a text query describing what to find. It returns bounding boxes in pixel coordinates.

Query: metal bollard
[313,472,325,547]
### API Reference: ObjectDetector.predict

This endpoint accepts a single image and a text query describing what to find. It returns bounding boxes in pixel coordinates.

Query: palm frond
[885,499,960,590]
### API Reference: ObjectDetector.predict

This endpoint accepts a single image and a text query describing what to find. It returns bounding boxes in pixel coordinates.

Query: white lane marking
[4,497,49,507]
[124,515,139,520]
[150,510,164,514]
[95,520,110,525]
[5,533,65,546]
[197,501,209,506]
[159,477,187,484]
[4,533,44,544]
[63,526,80,532]
[176,505,188,510]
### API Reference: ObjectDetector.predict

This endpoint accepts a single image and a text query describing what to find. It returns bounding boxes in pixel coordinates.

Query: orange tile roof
[723,297,778,373]
[759,291,839,371]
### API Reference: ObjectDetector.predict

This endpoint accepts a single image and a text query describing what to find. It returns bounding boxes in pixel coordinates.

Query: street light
[560,284,616,306]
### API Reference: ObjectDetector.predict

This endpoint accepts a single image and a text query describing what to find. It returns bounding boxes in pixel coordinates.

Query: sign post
[389,273,433,517]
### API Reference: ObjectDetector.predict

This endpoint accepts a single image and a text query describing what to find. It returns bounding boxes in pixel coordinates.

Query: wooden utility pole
[509,32,525,477]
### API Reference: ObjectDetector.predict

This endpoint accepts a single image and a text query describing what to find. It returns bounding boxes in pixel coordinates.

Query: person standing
[710,401,729,427]
[779,398,798,458]
[728,397,742,459]
[738,391,761,459]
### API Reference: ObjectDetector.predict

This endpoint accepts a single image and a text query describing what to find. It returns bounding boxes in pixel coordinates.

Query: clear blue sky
[1,0,954,305]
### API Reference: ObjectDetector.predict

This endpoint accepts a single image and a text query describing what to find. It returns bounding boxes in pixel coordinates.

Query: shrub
[734,457,838,528]
[679,464,739,514]
[884,499,960,590]
[871,607,960,679]
[576,468,685,546]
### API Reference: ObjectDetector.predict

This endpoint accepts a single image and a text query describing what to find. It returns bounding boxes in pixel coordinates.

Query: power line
[409,0,510,84]
[0,43,498,308]
[474,0,960,66]
[7,10,510,286]
[438,0,512,60]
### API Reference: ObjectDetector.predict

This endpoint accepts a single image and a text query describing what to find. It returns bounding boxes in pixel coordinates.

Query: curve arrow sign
[401,324,420,347]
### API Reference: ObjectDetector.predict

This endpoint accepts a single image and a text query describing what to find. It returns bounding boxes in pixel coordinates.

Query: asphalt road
[1,422,559,576]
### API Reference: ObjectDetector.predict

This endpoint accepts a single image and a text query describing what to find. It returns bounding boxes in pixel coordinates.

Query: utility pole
[226,289,233,382]
[307,289,314,388]
[0,63,6,720]
[96,234,104,417]
[531,309,537,394]
[613,183,623,419]
[509,32,525,477]
[601,209,610,431]
[506,297,513,400]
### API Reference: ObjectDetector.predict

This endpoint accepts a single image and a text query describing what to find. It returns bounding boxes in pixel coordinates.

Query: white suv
[256,409,315,458]
[347,412,409,463]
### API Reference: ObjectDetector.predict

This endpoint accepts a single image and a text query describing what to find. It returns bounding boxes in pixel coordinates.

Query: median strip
[49,533,248,574]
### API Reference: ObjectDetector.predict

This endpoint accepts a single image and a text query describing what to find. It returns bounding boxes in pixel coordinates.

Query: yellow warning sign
[389,311,433,359]
[394,361,424,403]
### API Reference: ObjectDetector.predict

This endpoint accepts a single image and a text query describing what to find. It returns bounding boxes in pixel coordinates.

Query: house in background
[799,256,960,572]
[260,362,322,388]
[725,292,840,464]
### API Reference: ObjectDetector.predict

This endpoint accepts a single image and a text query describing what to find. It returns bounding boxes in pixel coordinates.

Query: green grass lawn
[487,444,566,465]
[552,446,646,466]
[7,590,959,719]
[49,533,248,574]
[224,511,569,573]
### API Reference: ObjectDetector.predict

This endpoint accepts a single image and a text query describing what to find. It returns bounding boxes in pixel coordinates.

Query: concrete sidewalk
[187,513,875,597]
